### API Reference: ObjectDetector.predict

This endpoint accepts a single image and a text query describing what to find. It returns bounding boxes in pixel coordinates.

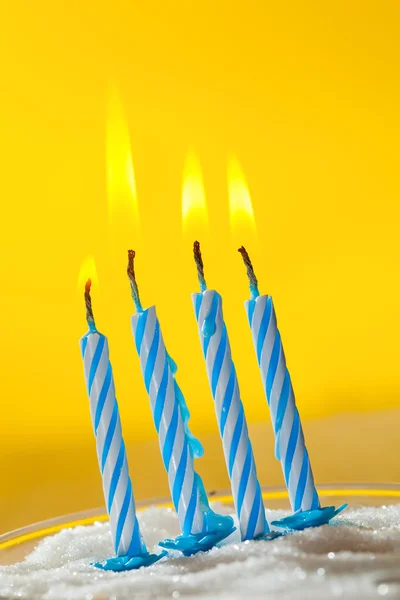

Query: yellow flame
[77,256,98,292]
[182,151,209,238]
[106,82,140,246]
[228,155,257,240]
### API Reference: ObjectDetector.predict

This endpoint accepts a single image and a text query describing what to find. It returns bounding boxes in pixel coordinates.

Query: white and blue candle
[239,247,347,529]
[127,251,234,554]
[80,280,165,570]
[191,242,267,541]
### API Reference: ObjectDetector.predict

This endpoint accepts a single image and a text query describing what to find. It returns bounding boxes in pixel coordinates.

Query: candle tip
[193,240,207,292]
[127,249,143,313]
[238,246,260,299]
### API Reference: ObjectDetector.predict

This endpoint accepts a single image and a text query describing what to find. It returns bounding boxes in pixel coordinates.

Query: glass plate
[1,483,400,565]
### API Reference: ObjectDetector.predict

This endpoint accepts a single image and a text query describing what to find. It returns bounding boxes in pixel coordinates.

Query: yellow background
[1,0,400,532]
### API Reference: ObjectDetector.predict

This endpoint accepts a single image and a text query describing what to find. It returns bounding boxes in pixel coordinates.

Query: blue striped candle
[127,251,234,554]
[191,242,268,541]
[238,248,319,513]
[80,280,165,570]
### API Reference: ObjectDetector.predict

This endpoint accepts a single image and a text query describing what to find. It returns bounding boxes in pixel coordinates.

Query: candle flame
[77,256,98,292]
[228,155,257,242]
[106,82,141,247]
[182,151,209,239]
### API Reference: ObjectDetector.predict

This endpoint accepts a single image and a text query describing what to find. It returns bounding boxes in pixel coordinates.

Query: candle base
[93,550,168,572]
[158,513,235,556]
[271,503,348,531]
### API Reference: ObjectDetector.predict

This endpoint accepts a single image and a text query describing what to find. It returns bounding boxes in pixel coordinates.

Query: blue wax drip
[202,313,216,337]
[166,352,178,375]
[94,550,167,572]
[165,350,204,459]
[271,504,348,531]
[162,343,235,555]
[195,472,211,513]
[275,430,281,461]
[157,430,236,556]
[159,513,235,556]
[174,379,204,459]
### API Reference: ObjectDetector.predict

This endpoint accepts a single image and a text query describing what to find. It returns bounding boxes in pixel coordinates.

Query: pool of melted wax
[1,504,400,600]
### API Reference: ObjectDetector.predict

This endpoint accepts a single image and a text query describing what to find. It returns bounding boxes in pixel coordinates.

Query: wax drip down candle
[80,280,166,571]
[127,250,235,556]
[238,247,347,531]
[191,242,276,542]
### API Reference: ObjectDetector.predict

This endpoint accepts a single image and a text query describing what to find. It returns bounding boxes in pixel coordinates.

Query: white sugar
[1,504,400,599]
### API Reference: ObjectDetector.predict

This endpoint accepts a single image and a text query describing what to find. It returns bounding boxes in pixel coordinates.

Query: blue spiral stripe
[247,299,256,327]
[101,402,119,470]
[153,359,169,432]
[107,441,125,512]
[195,294,202,320]
[95,363,113,433]
[246,480,263,540]
[203,293,219,358]
[88,335,105,394]
[275,371,291,436]
[81,335,88,358]
[228,406,244,477]
[284,412,300,486]
[172,442,188,510]
[144,322,160,392]
[256,299,272,364]
[127,520,142,557]
[162,401,179,470]
[115,478,133,551]
[295,451,309,511]
[274,371,291,460]
[183,479,198,536]
[212,325,227,396]
[237,444,252,517]
[134,308,148,353]
[266,331,281,398]
[220,365,235,436]
[312,488,320,510]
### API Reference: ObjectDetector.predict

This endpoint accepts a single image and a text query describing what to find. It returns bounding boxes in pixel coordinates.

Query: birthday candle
[191,242,267,541]
[80,281,158,569]
[239,247,320,513]
[127,251,233,549]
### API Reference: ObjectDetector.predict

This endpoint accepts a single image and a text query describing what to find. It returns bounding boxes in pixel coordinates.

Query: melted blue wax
[165,350,204,459]
[202,313,216,337]
[159,511,236,556]
[275,430,281,461]
[174,378,204,459]
[94,550,167,572]
[271,504,348,531]
[159,341,236,555]
[166,352,178,375]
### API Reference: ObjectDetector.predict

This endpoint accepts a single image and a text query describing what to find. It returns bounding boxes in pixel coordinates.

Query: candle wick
[127,249,143,313]
[238,246,260,299]
[193,240,207,292]
[84,279,97,332]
